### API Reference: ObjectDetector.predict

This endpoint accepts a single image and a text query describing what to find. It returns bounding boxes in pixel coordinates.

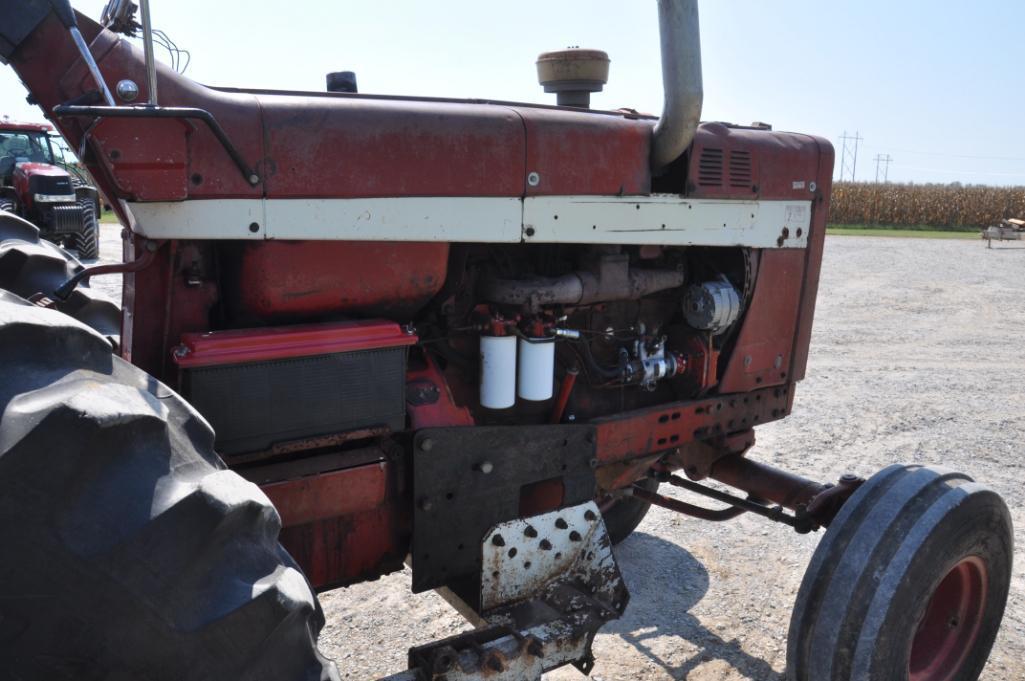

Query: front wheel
[787,464,1012,681]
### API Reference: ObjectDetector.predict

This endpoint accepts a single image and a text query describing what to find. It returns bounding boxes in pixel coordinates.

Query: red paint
[909,557,989,681]
[406,352,475,429]
[174,319,416,369]
[264,462,409,590]
[91,117,189,201]
[686,123,822,201]
[718,249,806,393]
[593,386,791,465]
[262,464,388,527]
[0,120,52,132]
[549,369,578,424]
[518,478,566,517]
[11,162,71,210]
[790,139,835,382]
[8,14,654,205]
[227,241,448,322]
[520,107,651,196]
[11,162,64,177]
[260,97,525,199]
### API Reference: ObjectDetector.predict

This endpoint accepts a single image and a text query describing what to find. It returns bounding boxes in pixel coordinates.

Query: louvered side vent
[697,148,724,186]
[729,150,753,189]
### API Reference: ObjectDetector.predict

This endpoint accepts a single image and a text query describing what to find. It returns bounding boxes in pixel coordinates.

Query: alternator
[684,279,740,334]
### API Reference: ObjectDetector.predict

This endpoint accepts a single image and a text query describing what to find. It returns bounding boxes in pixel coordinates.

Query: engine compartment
[167,240,758,445]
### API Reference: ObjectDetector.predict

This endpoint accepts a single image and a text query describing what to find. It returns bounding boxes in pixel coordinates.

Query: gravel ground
[93,230,1025,680]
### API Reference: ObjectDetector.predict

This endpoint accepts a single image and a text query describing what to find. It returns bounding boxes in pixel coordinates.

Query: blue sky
[2,1,1022,185]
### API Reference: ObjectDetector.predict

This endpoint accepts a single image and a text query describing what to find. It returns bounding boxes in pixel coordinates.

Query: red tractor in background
[0,1,1013,680]
[0,117,102,257]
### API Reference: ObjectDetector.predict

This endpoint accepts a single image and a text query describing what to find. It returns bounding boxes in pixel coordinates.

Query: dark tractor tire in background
[0,208,120,342]
[0,291,338,681]
[72,196,100,260]
[0,198,13,214]
[787,464,1012,681]
[602,476,660,545]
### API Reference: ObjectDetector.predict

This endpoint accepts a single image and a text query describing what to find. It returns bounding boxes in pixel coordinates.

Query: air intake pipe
[650,0,703,174]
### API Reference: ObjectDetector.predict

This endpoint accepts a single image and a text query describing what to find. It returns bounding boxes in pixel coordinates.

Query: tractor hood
[4,8,658,207]
[13,162,74,204]
[14,161,68,179]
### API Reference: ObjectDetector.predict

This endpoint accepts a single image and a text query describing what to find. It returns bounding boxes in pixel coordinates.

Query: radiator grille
[183,347,406,455]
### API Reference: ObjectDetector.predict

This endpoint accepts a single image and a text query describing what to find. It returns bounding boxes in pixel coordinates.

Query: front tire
[787,464,1012,681]
[0,291,337,680]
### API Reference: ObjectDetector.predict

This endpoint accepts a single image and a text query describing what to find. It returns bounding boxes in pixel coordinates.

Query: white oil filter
[517,337,555,401]
[480,335,517,409]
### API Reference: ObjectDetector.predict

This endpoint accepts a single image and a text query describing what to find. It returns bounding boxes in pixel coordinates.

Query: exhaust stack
[651,0,703,174]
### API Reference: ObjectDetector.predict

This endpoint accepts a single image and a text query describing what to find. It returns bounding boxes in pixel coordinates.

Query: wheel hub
[909,555,988,681]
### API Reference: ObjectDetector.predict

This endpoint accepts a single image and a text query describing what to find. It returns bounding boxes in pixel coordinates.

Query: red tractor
[0,1,1013,680]
[0,117,102,258]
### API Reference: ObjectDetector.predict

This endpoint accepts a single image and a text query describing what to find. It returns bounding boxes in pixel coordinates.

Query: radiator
[174,320,415,455]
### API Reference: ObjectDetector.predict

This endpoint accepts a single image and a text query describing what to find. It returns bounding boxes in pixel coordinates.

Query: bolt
[839,473,860,485]
[524,525,538,538]
[172,345,190,359]
[248,174,260,185]
[491,534,506,547]
[419,497,434,512]
[589,458,599,469]
[527,171,541,187]
[744,355,753,367]
[539,539,552,550]
[420,438,434,452]
[248,222,260,233]
[555,518,568,529]
[569,530,582,542]
[476,460,494,474]
[115,79,139,102]
[584,510,596,522]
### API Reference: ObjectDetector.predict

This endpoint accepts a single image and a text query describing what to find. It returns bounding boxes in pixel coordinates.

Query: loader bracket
[411,425,597,606]
[384,501,627,681]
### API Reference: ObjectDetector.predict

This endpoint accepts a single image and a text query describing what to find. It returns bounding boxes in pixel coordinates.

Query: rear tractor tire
[0,291,338,681]
[0,198,14,215]
[787,464,1012,681]
[72,196,100,260]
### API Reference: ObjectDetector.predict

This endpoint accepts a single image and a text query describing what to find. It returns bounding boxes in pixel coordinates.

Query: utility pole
[873,153,893,183]
[839,131,863,181]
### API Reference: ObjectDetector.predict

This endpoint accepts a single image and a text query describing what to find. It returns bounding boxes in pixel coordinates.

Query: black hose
[578,338,627,380]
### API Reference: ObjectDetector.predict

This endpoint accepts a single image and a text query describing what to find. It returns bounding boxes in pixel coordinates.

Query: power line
[874,153,893,182]
[838,131,863,181]
[862,144,1025,163]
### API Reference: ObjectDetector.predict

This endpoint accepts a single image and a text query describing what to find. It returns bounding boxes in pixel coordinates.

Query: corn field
[828,182,1025,229]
